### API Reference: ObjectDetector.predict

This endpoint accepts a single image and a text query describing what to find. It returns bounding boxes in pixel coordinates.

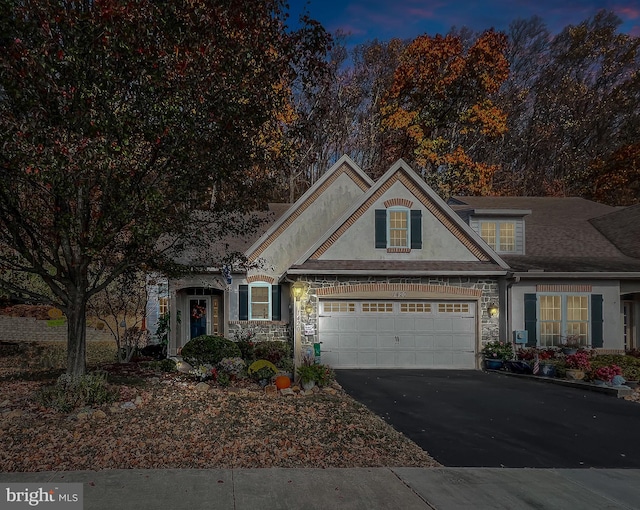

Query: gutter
[513,272,640,279]
[286,269,509,276]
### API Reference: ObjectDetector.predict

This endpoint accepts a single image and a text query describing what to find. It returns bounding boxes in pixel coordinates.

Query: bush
[253,341,290,368]
[247,359,278,382]
[35,371,118,412]
[590,354,640,381]
[180,335,241,366]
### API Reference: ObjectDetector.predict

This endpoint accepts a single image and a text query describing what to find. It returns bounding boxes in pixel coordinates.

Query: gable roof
[451,196,640,273]
[590,203,640,259]
[289,159,508,274]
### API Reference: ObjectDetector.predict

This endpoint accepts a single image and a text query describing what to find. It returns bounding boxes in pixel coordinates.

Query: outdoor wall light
[304,302,314,317]
[488,303,499,318]
[291,281,307,301]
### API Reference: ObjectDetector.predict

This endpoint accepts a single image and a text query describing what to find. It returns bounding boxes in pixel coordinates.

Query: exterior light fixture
[292,281,306,301]
[488,303,499,318]
[304,302,313,316]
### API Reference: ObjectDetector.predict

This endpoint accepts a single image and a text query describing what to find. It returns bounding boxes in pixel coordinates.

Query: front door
[188,296,221,340]
[189,298,208,339]
[623,301,635,350]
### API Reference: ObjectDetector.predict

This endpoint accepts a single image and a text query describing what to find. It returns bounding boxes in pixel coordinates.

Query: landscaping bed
[0,341,440,472]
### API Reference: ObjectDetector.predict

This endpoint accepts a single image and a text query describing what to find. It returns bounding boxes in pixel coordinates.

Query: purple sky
[288,0,640,44]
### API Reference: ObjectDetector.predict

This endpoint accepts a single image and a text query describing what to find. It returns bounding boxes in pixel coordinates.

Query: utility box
[513,330,528,344]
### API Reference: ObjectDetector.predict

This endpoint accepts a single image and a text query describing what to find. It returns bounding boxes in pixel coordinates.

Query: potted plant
[564,351,591,380]
[481,340,514,370]
[591,364,623,386]
[560,334,581,355]
[247,359,278,387]
[296,364,319,390]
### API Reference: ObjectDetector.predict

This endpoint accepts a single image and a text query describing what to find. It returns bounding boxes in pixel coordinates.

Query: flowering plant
[481,340,513,360]
[190,363,216,381]
[217,357,246,377]
[565,351,591,371]
[592,364,622,382]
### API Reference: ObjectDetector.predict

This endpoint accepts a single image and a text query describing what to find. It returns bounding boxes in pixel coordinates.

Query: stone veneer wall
[301,275,501,347]
[227,321,290,343]
[0,316,115,343]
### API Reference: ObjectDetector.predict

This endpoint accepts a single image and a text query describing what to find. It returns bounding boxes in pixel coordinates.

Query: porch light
[292,281,307,301]
[488,303,499,318]
[304,302,314,317]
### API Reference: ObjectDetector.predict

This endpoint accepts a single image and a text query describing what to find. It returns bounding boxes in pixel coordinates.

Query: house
[146,156,640,368]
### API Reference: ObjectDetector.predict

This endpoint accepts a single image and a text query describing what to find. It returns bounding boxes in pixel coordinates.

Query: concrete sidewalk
[2,468,640,509]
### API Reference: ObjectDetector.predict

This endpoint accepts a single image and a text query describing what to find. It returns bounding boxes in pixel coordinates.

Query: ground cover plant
[0,341,440,471]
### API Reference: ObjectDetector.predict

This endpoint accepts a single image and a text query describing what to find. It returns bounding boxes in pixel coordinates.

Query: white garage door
[318,300,476,369]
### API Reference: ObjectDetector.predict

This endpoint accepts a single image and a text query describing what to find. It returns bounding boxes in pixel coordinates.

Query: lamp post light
[291,281,308,370]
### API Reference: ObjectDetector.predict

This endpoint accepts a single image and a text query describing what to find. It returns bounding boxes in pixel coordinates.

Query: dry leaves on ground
[0,355,440,472]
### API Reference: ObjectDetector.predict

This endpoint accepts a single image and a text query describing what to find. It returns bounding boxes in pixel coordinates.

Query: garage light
[488,303,499,318]
[292,281,307,301]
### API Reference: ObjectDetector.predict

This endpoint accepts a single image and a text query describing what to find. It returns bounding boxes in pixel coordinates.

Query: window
[400,303,432,313]
[323,302,355,313]
[388,208,409,248]
[249,284,270,320]
[375,209,422,250]
[361,302,393,313]
[438,303,470,313]
[539,294,589,347]
[239,284,281,321]
[158,297,169,316]
[479,221,516,252]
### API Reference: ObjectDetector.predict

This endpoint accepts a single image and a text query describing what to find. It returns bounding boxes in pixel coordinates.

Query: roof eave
[286,269,509,277]
[512,271,640,279]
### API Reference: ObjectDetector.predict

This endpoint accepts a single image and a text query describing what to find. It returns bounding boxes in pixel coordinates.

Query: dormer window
[480,221,516,253]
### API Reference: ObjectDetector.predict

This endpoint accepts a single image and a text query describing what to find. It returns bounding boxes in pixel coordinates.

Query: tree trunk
[66,292,88,379]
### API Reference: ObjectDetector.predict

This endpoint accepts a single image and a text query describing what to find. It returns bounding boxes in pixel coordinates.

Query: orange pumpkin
[274,375,291,389]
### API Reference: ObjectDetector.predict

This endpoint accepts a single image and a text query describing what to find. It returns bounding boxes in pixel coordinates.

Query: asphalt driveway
[335,369,640,468]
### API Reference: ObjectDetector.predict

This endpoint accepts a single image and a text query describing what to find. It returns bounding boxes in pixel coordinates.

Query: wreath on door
[191,304,206,320]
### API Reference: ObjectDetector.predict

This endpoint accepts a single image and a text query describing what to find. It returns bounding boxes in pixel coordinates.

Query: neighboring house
[151,155,640,368]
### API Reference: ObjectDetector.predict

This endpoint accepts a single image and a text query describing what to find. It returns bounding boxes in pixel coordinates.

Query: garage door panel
[452,335,475,350]
[397,334,416,348]
[319,299,477,369]
[433,334,454,349]
[358,334,377,348]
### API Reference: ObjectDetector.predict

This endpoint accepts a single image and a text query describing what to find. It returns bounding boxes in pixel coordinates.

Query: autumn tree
[380,29,509,197]
[0,0,329,378]
[495,11,640,198]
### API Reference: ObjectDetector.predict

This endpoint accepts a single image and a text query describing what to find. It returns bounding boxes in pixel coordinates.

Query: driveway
[335,369,640,468]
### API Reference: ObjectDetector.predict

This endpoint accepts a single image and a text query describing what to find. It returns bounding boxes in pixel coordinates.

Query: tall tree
[380,29,509,197]
[0,0,329,377]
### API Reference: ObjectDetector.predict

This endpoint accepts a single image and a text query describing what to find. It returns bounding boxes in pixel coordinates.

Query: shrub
[253,341,290,368]
[296,363,334,386]
[247,359,278,382]
[180,335,241,366]
[35,371,118,412]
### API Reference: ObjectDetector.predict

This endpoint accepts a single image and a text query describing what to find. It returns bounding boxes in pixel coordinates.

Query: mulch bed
[0,350,440,472]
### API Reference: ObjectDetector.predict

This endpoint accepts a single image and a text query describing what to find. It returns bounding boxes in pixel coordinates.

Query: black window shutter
[239,285,248,321]
[410,210,422,249]
[524,293,537,347]
[271,285,281,321]
[591,294,604,348]
[375,209,386,248]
